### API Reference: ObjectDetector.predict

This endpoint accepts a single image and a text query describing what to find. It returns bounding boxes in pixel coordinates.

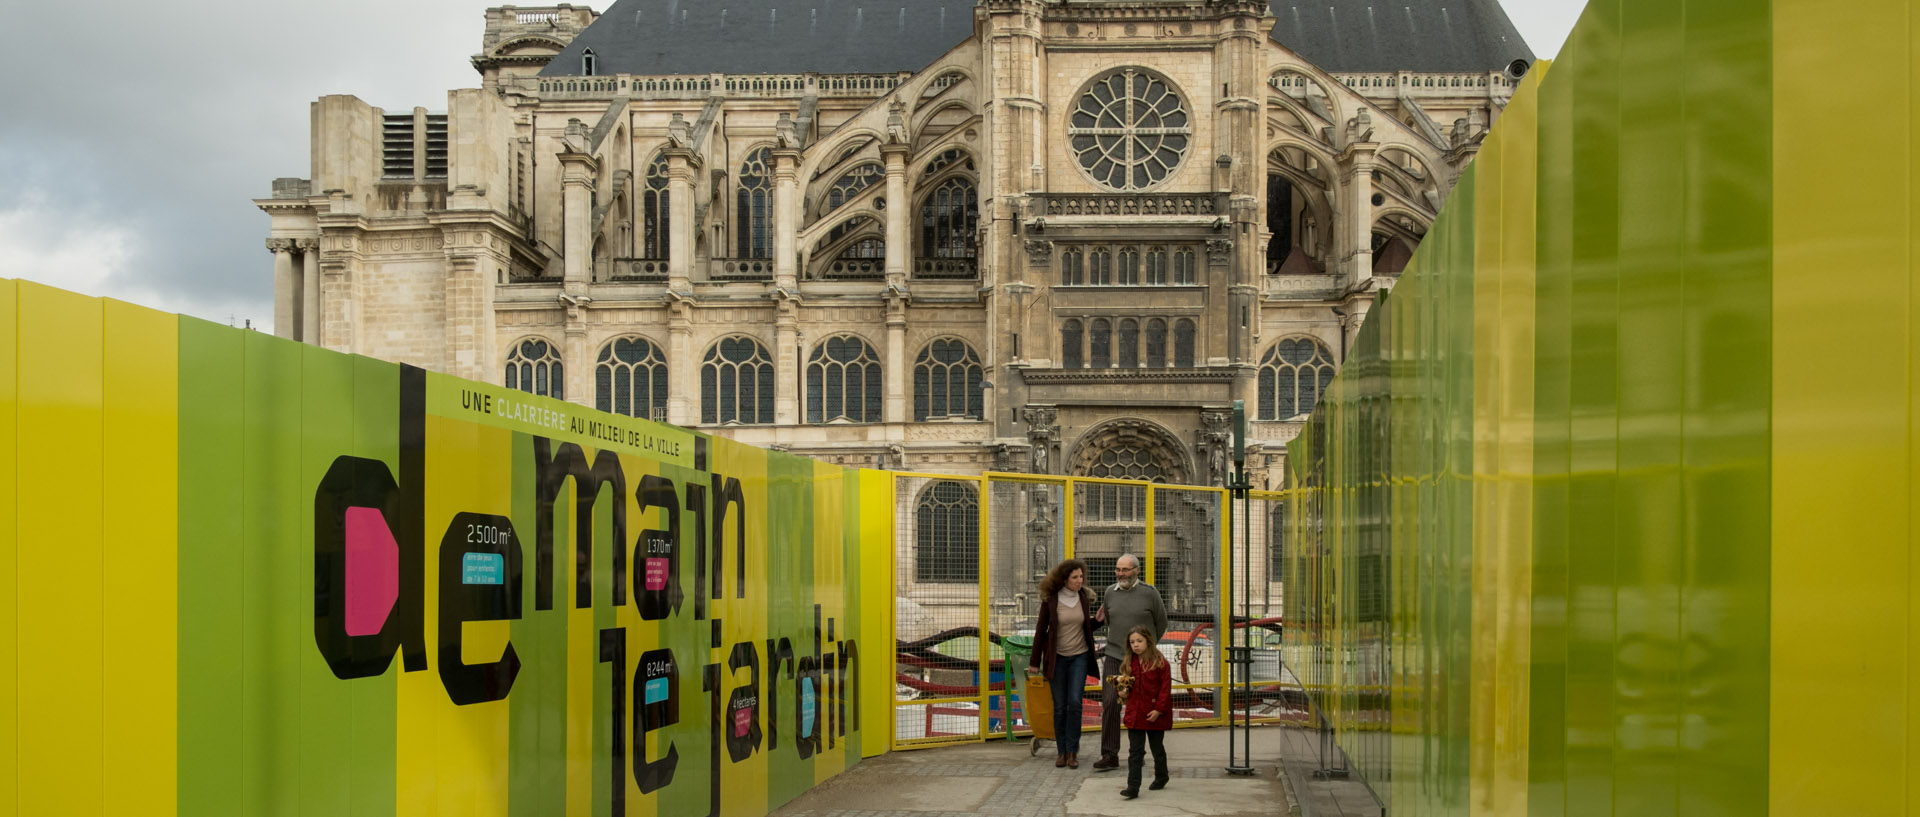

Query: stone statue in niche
[1023,406,1058,475]
[1202,409,1234,487]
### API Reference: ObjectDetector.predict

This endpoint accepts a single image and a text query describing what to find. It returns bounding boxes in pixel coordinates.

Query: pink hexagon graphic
[344,506,400,637]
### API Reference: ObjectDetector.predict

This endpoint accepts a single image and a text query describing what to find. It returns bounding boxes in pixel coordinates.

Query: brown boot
[1067,752,1079,769]
[1092,753,1120,771]
[1055,752,1069,768]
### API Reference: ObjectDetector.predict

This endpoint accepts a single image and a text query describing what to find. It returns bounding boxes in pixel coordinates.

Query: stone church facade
[257,0,1531,494]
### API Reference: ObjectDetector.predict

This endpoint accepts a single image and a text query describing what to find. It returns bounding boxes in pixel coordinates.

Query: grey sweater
[1099,581,1169,659]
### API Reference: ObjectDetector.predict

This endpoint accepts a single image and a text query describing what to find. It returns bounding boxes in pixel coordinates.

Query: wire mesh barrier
[890,473,1236,750]
[1228,492,1305,725]
[891,474,988,748]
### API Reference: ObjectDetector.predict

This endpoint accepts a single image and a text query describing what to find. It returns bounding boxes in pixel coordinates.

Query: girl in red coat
[1118,624,1172,799]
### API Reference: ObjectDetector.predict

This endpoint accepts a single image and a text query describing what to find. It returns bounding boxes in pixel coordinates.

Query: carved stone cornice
[1206,238,1235,263]
[1038,193,1223,218]
[1024,239,1053,265]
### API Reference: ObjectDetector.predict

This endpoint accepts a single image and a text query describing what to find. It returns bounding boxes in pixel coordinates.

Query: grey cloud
[0,0,489,325]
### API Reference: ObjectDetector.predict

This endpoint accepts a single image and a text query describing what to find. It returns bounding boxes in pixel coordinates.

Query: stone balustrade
[522,72,906,101]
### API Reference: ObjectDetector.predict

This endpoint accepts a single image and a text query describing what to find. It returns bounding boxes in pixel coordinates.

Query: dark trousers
[1050,651,1092,754]
[1099,654,1124,758]
[1126,729,1168,791]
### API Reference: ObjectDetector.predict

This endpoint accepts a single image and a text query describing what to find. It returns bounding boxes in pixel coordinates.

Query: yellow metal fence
[889,473,1294,751]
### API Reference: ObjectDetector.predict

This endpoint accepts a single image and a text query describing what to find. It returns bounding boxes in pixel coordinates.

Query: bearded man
[1090,553,1168,771]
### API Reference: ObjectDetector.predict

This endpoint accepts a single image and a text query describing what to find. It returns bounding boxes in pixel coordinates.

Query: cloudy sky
[0,0,1586,332]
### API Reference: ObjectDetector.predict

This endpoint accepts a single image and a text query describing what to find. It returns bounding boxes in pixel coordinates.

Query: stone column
[267,238,296,339]
[664,149,698,290]
[881,143,912,288]
[557,133,599,291]
[297,238,321,343]
[774,294,801,425]
[772,148,801,289]
[667,297,694,425]
[1342,298,1372,357]
[1341,143,1378,288]
[884,293,908,423]
[444,254,486,382]
[564,303,590,408]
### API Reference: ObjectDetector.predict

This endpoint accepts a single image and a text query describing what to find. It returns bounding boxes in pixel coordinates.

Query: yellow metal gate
[888,473,1235,751]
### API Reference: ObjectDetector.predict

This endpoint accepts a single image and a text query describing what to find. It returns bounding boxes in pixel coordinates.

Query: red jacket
[1122,655,1172,730]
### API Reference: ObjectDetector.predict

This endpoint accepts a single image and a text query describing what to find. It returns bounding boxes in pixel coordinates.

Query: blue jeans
[1050,651,1092,754]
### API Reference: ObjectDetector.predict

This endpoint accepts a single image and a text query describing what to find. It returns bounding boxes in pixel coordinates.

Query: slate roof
[539,0,978,77]
[1268,0,1535,73]
[540,0,1534,78]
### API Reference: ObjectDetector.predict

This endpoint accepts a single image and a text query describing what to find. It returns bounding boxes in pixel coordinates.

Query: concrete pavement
[771,725,1379,817]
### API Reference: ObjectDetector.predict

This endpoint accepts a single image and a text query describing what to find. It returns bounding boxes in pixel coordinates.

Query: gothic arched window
[1117,319,1139,368]
[642,153,670,259]
[581,48,597,76]
[807,335,882,423]
[505,339,564,399]
[1146,247,1167,285]
[1061,248,1084,286]
[1090,318,1113,368]
[1118,247,1140,285]
[1174,319,1197,367]
[923,148,973,176]
[1146,319,1168,367]
[701,336,775,424]
[920,177,978,260]
[1073,421,1187,521]
[1062,319,1084,369]
[1089,248,1112,285]
[826,164,883,213]
[595,336,668,420]
[1258,337,1337,420]
[913,339,984,421]
[915,481,979,583]
[1174,249,1197,285]
[736,147,773,258]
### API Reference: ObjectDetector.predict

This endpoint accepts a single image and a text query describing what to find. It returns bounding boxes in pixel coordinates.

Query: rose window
[1069,68,1191,191]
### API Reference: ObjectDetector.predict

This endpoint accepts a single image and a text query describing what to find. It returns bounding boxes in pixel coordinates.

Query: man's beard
[1118,576,1137,589]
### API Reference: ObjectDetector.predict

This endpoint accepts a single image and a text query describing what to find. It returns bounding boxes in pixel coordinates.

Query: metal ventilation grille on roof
[425,115,449,179]
[382,115,415,179]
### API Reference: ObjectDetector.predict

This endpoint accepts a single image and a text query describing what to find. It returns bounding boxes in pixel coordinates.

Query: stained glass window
[505,339,563,399]
[595,336,668,420]
[701,336,774,424]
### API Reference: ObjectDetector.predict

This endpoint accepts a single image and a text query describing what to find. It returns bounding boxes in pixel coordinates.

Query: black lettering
[687,482,709,619]
[839,639,859,735]
[726,642,762,762]
[764,638,795,751]
[712,475,747,600]
[533,438,627,610]
[312,455,426,679]
[635,474,683,621]
[599,628,627,817]
[437,512,523,705]
[635,647,680,794]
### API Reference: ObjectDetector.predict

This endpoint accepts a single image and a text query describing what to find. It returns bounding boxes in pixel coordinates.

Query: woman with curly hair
[1027,558,1100,768]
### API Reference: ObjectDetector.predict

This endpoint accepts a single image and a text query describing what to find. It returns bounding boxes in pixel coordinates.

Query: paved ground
[771,725,1381,817]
